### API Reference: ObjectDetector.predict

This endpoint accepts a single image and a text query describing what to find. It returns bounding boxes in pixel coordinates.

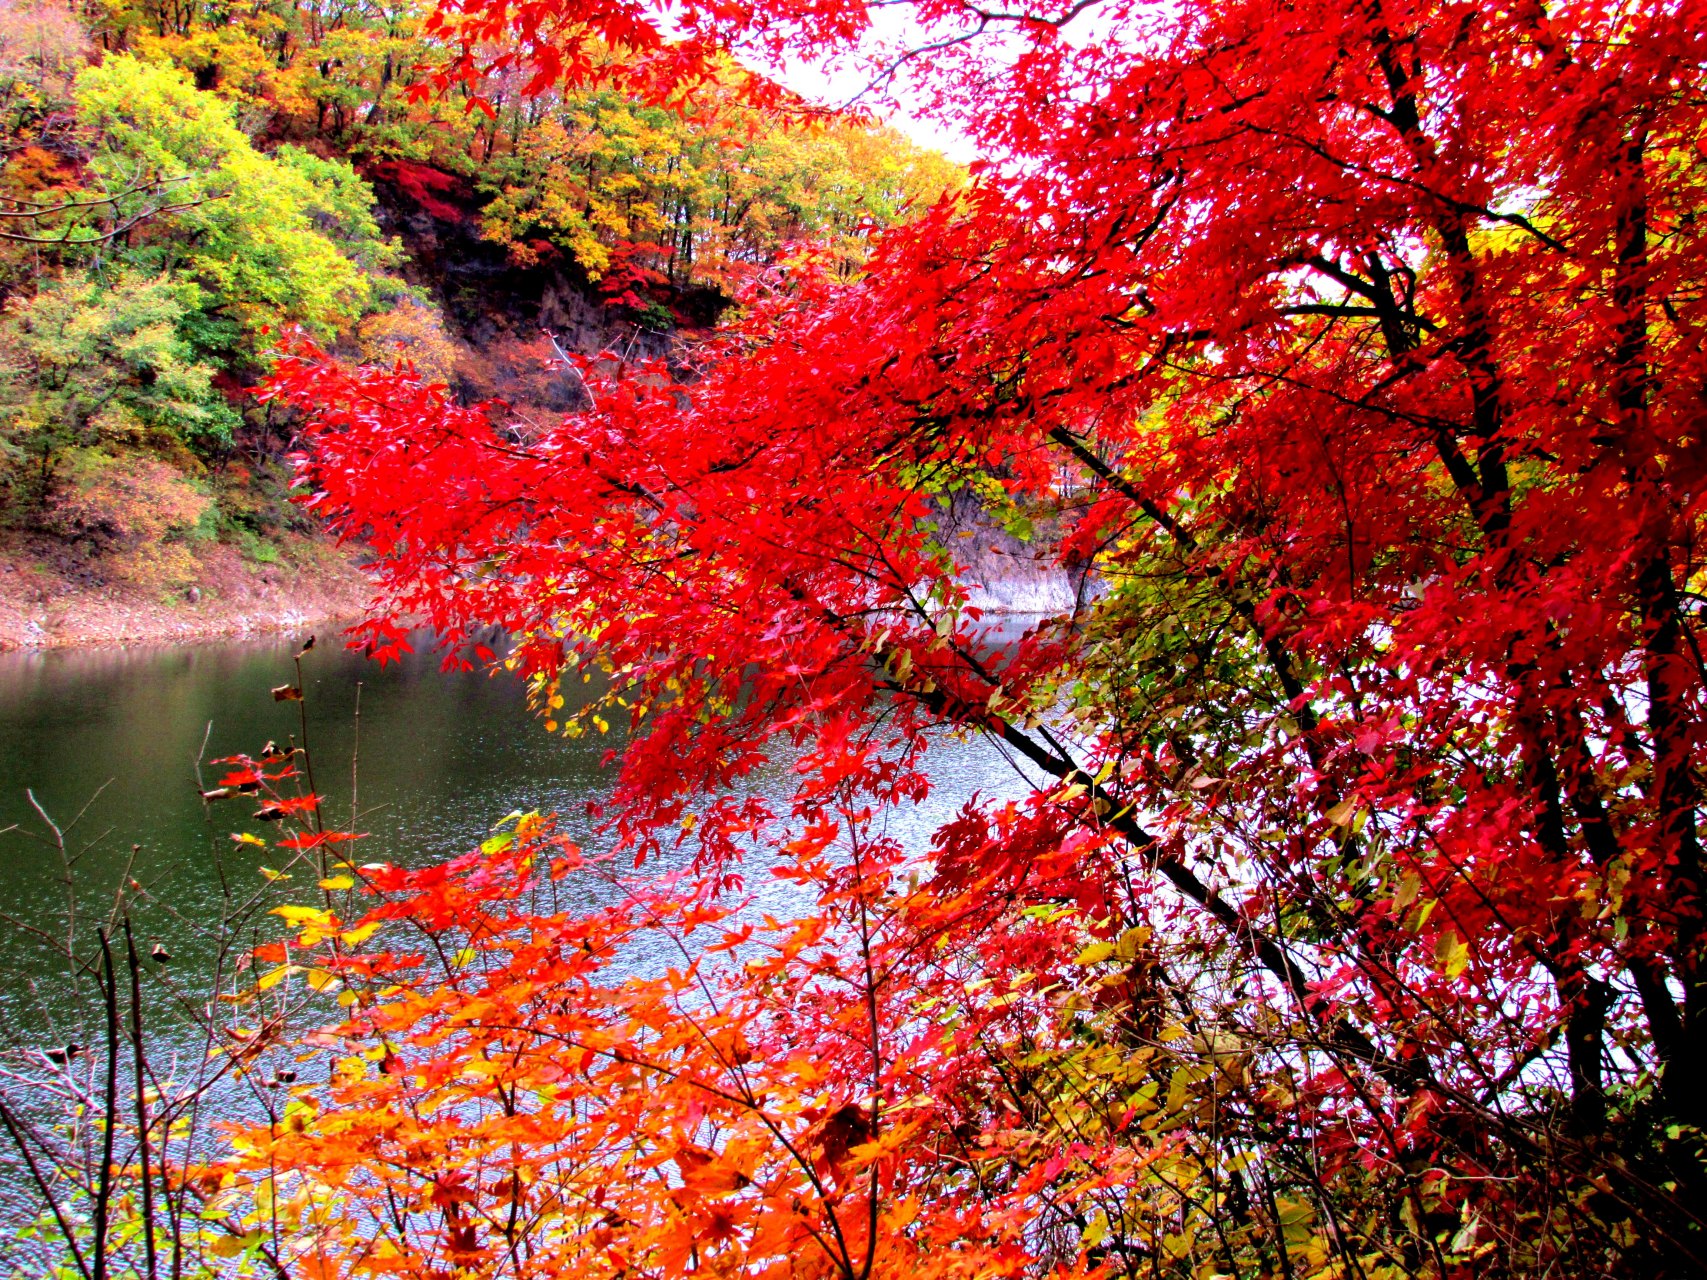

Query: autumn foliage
[0,0,956,588]
[206,0,1707,1276]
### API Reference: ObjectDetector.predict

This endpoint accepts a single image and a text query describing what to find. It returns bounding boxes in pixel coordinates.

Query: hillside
[0,0,961,645]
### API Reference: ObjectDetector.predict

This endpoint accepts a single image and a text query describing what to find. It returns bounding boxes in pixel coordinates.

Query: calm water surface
[0,629,1030,1246]
[0,629,1024,1026]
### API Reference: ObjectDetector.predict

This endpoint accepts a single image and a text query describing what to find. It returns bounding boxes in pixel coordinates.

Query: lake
[0,626,1034,1256]
[0,627,1025,1042]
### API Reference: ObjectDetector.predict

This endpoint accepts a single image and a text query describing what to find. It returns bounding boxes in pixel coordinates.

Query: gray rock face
[934,491,1101,618]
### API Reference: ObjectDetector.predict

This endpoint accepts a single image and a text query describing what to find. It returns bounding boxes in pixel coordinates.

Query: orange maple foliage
[215,799,1166,1280]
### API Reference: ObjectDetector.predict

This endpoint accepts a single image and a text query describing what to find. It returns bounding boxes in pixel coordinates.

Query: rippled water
[0,629,1029,1032]
[0,628,1036,1249]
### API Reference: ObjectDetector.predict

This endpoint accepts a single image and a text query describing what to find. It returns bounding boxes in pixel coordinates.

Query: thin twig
[0,1094,92,1280]
[93,929,121,1280]
[123,920,160,1280]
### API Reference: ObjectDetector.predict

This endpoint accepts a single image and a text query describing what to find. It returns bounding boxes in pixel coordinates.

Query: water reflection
[0,630,1033,1016]
[0,629,1039,1246]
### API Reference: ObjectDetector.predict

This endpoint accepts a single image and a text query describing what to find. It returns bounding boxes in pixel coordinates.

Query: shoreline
[0,604,369,652]
[0,539,373,652]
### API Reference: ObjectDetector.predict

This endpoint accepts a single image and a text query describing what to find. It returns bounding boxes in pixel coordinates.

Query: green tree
[476,78,963,288]
[74,54,397,345]
[0,267,237,514]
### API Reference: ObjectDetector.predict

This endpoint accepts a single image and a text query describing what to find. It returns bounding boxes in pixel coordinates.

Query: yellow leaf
[273,905,333,928]
[1117,925,1152,958]
[1435,931,1471,979]
[1082,1212,1108,1249]
[256,964,298,991]
[208,1231,259,1258]
[1075,940,1116,966]
[1393,873,1421,910]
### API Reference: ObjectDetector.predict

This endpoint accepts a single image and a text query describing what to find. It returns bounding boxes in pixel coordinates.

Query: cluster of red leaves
[363,161,470,225]
[230,0,1707,1274]
[597,242,671,310]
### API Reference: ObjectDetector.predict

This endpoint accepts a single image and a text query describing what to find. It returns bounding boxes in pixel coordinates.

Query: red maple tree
[220,1,1707,1275]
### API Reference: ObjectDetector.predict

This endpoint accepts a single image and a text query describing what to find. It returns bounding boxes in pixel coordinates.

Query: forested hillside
[0,0,958,614]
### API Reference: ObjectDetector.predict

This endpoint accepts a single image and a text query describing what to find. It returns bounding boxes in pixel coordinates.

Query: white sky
[756,11,984,165]
[756,0,1116,166]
